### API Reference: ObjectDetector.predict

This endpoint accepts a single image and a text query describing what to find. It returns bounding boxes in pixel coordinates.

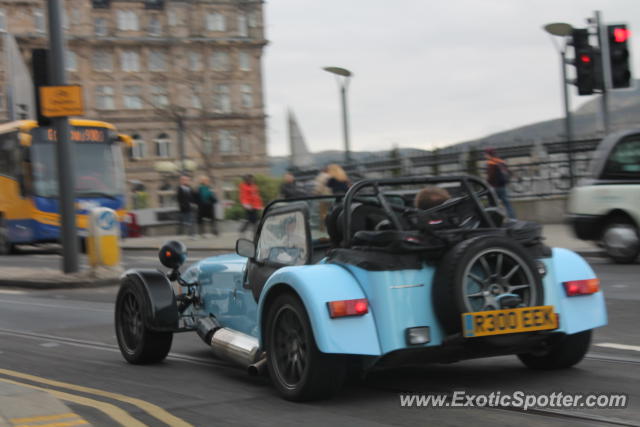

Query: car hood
[181,253,247,285]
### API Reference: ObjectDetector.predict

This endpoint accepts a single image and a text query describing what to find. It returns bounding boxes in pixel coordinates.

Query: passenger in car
[414,186,451,210]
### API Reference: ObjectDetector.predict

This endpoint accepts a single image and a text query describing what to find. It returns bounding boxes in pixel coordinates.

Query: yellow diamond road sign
[39,85,84,117]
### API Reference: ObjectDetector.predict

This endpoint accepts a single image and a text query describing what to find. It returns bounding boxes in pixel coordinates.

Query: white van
[566,129,640,263]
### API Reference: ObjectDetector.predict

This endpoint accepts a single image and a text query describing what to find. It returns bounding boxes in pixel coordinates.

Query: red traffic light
[580,54,592,63]
[613,27,631,43]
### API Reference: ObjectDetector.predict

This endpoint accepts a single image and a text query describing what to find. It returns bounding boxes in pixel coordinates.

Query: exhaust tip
[248,358,267,377]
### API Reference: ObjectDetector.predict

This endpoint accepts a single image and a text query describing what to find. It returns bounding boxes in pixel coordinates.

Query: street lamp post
[543,22,575,188]
[323,66,353,164]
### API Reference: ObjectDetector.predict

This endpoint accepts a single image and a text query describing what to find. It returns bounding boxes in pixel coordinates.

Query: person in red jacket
[238,174,264,236]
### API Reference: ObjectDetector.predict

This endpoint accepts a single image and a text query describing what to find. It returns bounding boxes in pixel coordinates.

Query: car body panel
[543,248,607,334]
[257,264,382,355]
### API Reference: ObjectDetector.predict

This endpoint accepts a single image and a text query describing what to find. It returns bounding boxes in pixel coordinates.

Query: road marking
[595,342,640,352]
[0,299,112,313]
[0,369,194,427]
[0,378,141,427]
[0,290,26,295]
[41,342,60,348]
[9,412,86,427]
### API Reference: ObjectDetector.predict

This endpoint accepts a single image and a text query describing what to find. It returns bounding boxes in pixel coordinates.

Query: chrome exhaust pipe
[196,317,263,370]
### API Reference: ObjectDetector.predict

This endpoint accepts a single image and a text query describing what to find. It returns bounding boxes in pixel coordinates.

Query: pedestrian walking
[280,173,305,199]
[326,163,350,194]
[176,175,197,237]
[197,176,219,237]
[238,174,264,236]
[313,166,332,196]
[484,147,516,219]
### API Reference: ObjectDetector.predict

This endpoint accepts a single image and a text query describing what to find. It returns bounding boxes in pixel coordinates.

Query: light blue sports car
[115,176,607,401]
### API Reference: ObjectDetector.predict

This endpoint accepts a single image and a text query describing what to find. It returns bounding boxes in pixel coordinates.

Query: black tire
[518,330,592,369]
[115,278,173,364]
[265,293,346,401]
[433,235,544,335]
[0,217,16,255]
[601,216,639,264]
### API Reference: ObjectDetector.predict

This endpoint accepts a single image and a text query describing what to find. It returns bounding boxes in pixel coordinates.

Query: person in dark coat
[280,173,306,199]
[197,176,219,236]
[484,147,516,219]
[176,175,197,236]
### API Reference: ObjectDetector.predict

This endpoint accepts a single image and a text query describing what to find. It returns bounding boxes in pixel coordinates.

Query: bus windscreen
[30,126,126,198]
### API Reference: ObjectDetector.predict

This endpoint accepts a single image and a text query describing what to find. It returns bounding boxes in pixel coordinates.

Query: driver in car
[414,186,451,210]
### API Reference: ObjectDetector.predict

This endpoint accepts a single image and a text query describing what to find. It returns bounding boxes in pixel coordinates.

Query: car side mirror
[236,238,255,259]
[159,240,187,269]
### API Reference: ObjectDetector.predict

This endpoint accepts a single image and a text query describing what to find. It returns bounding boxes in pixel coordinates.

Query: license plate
[462,305,558,338]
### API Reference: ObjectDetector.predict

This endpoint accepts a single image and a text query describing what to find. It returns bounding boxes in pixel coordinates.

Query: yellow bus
[0,119,130,254]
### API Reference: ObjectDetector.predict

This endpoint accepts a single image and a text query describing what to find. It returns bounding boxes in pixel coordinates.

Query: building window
[65,50,77,72]
[238,51,250,71]
[130,134,145,159]
[0,9,6,31]
[167,10,177,26]
[151,85,169,107]
[205,12,225,31]
[219,129,236,153]
[190,85,202,109]
[155,133,171,157]
[241,84,253,108]
[237,14,248,37]
[188,51,202,71]
[240,134,252,153]
[149,50,166,71]
[94,17,108,36]
[214,84,231,113]
[210,51,229,71]
[34,8,45,33]
[71,9,81,25]
[121,50,140,72]
[144,0,164,10]
[92,50,113,71]
[117,10,139,31]
[248,11,258,28]
[62,9,69,30]
[92,0,111,9]
[95,86,115,110]
[148,15,161,36]
[203,133,214,154]
[123,85,143,109]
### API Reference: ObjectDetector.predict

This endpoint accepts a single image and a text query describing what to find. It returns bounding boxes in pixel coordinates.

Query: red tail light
[327,298,368,318]
[563,279,600,296]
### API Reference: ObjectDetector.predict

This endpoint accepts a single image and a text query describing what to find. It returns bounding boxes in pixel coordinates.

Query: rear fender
[257,264,381,355]
[122,269,179,331]
[543,248,607,334]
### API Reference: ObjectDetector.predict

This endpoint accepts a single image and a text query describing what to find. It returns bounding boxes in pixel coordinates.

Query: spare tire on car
[432,235,544,336]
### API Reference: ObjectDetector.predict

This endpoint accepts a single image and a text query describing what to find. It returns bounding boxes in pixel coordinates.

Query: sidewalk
[0,381,86,427]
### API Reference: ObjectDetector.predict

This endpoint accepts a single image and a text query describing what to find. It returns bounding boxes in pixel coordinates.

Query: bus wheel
[0,218,16,255]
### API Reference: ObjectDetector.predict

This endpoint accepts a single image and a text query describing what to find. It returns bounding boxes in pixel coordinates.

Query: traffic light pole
[47,0,79,273]
[560,47,575,188]
[594,10,610,135]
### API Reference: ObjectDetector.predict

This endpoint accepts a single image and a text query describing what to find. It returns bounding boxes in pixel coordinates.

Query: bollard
[87,208,121,267]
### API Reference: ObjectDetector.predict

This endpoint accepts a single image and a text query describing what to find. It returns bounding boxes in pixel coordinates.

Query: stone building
[0,0,268,208]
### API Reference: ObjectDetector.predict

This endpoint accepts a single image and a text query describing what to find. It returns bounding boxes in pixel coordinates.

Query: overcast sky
[262,0,640,157]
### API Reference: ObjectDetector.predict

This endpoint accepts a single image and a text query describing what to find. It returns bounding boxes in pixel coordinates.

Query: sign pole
[46,0,78,273]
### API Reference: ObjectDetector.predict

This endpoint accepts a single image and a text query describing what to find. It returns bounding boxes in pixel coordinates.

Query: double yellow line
[0,369,193,427]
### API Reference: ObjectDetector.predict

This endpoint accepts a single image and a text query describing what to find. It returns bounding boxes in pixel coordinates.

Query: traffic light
[607,24,632,88]
[571,28,596,95]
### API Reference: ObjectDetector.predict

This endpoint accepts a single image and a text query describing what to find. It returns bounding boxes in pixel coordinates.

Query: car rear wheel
[115,278,173,364]
[518,330,592,369]
[601,217,639,264]
[265,293,346,401]
[433,235,544,336]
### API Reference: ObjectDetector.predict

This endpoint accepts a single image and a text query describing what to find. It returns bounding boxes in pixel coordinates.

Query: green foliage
[224,203,246,220]
[132,191,149,209]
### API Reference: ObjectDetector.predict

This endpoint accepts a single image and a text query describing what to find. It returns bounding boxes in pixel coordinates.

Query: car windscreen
[601,136,640,180]
[30,127,126,198]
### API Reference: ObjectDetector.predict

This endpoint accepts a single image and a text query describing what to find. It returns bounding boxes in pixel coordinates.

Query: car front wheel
[265,293,346,401]
[115,278,173,364]
[601,217,640,264]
